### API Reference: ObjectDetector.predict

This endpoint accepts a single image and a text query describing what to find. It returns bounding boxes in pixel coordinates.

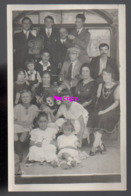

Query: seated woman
[35,71,57,107]
[74,63,98,113]
[48,91,89,146]
[90,67,120,155]
[14,90,39,162]
[14,69,29,105]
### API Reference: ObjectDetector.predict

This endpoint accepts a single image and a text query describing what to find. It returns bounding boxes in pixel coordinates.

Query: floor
[20,133,120,177]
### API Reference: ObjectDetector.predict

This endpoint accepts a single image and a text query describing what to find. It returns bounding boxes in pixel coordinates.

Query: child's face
[41,53,50,63]
[21,92,32,105]
[42,73,51,85]
[17,71,25,82]
[27,63,35,71]
[38,116,48,130]
[63,125,72,136]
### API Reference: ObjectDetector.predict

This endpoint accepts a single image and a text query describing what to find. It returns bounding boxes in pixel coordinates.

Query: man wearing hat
[57,45,82,92]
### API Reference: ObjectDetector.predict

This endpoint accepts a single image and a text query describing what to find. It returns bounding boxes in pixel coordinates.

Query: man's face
[99,46,109,57]
[59,28,68,39]
[22,19,32,31]
[69,52,79,62]
[44,18,54,28]
[75,18,84,29]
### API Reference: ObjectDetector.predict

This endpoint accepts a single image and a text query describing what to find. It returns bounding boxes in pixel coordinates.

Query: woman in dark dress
[35,71,57,108]
[90,67,120,155]
[74,63,98,113]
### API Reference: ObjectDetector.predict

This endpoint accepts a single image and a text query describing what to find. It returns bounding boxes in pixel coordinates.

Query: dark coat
[90,56,119,82]
[13,31,36,69]
[57,38,70,65]
[39,28,59,75]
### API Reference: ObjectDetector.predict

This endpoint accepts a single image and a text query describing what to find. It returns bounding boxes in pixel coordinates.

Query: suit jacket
[14,31,36,69]
[90,56,119,81]
[39,28,59,74]
[69,28,90,63]
[57,38,70,65]
[60,60,82,89]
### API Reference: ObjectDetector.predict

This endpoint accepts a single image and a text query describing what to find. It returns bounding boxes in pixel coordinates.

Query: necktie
[67,63,73,80]
[25,31,29,40]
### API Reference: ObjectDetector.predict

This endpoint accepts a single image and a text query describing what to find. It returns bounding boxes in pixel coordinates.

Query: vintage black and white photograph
[8,4,126,191]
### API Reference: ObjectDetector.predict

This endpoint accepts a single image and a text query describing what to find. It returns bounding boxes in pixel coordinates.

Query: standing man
[14,17,36,69]
[39,16,59,79]
[90,43,119,82]
[57,27,71,71]
[68,14,90,64]
[58,46,82,92]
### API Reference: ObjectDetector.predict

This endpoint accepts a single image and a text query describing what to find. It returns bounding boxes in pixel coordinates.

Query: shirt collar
[23,30,30,34]
[27,70,36,74]
[76,27,83,34]
[71,59,78,66]
[39,60,50,67]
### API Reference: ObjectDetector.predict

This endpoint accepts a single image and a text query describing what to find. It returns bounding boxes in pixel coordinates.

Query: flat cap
[67,45,81,54]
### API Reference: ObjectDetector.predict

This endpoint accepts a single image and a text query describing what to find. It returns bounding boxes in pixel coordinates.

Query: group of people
[13,13,120,172]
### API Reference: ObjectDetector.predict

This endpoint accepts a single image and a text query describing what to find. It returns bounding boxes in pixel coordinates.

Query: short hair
[44,15,54,23]
[59,90,73,97]
[76,14,86,22]
[15,69,25,81]
[20,89,33,99]
[102,67,115,80]
[62,120,75,132]
[21,17,32,24]
[80,63,91,75]
[41,50,50,56]
[35,112,48,127]
[25,59,35,68]
[99,43,109,50]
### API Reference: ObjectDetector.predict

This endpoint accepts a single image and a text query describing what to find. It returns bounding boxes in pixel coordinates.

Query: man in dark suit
[90,43,119,82]
[68,14,90,64]
[57,27,71,72]
[14,17,36,69]
[39,16,59,78]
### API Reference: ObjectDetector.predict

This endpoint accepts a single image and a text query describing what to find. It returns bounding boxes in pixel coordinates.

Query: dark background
[0,0,130,195]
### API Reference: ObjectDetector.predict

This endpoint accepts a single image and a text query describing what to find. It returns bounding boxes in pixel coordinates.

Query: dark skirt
[87,108,120,132]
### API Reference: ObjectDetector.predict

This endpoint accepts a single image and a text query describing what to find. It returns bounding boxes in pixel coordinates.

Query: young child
[14,69,29,105]
[14,90,39,162]
[27,112,58,166]
[37,51,52,77]
[57,120,88,169]
[25,59,41,92]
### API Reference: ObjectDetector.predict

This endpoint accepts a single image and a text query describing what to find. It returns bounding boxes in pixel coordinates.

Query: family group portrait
[7,4,126,191]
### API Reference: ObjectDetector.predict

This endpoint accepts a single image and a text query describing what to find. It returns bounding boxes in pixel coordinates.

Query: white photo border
[7,4,126,191]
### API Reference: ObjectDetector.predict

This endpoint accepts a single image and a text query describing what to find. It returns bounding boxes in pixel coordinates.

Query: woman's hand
[68,34,75,40]
[98,110,106,115]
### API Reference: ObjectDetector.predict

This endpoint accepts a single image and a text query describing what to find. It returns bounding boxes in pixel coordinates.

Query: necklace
[102,85,114,99]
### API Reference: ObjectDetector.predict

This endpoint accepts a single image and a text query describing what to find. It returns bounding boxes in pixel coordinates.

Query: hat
[67,45,80,54]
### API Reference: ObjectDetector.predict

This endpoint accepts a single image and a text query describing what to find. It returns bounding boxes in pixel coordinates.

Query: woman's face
[81,67,90,79]
[38,116,48,130]
[103,71,112,83]
[63,125,72,136]
[21,92,31,105]
[42,73,51,85]
[17,71,25,82]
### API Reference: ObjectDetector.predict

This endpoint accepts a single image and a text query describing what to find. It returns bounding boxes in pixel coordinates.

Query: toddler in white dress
[27,112,58,166]
[57,120,88,169]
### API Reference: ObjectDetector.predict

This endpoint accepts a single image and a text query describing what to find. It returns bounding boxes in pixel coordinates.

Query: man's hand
[68,34,75,40]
